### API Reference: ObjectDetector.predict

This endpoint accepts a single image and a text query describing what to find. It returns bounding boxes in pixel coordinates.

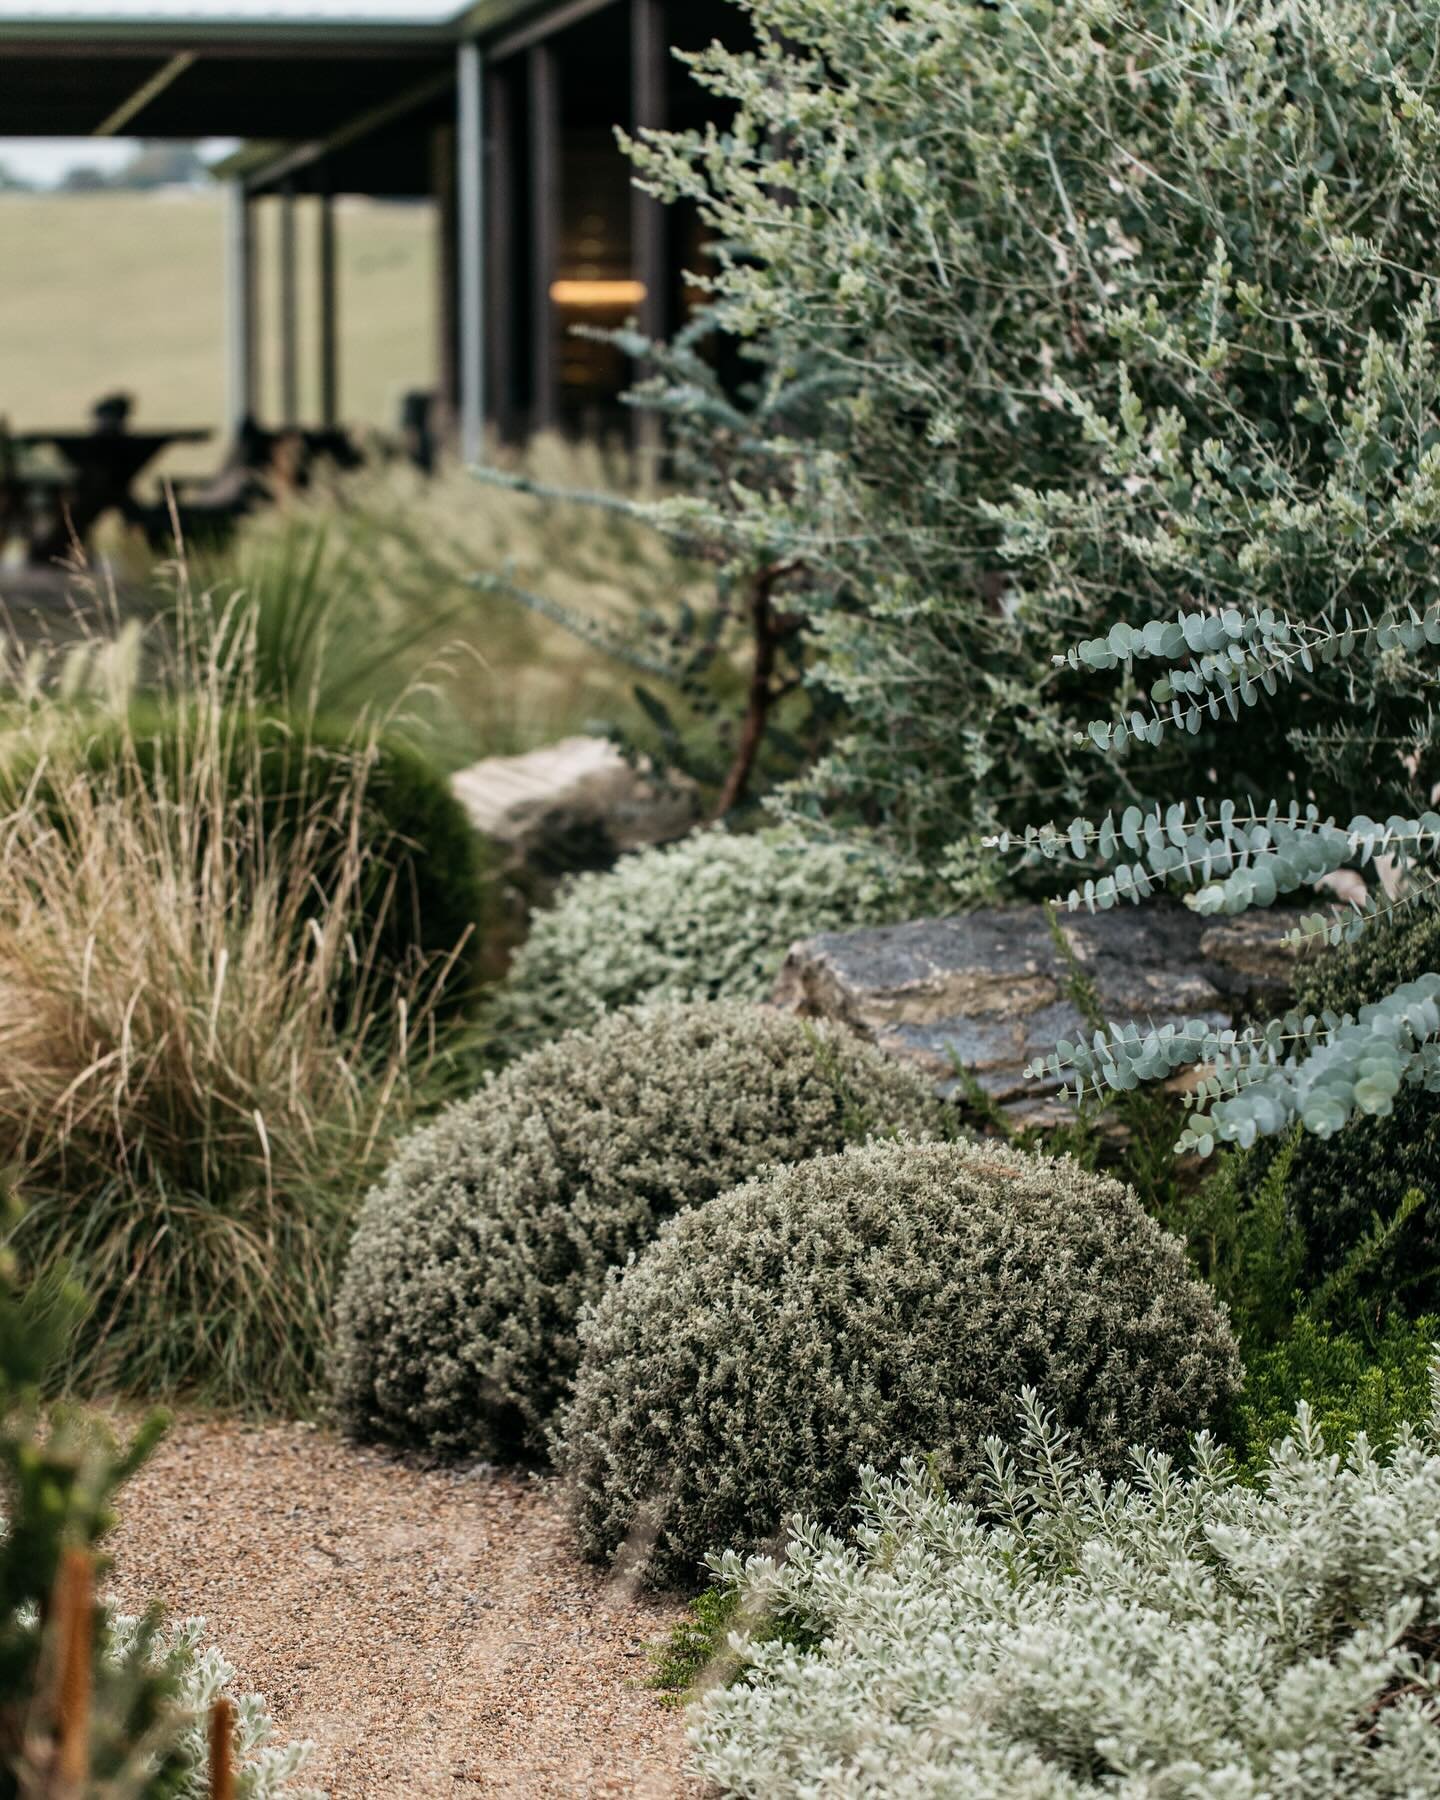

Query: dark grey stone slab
[773,902,1299,1120]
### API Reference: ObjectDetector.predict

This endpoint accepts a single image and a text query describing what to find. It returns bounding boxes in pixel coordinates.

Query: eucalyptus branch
[465,570,679,683]
[1063,602,1440,754]
[466,461,649,525]
[988,799,1440,920]
[1028,976,1440,1155]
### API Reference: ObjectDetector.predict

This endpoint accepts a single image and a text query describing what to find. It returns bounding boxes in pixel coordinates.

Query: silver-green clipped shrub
[496,827,931,1049]
[332,1001,942,1462]
[558,1140,1241,1588]
[692,1390,1440,1798]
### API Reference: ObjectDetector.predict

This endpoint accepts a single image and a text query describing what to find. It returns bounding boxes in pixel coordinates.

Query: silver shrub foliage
[626,0,1440,857]
[955,8,1440,1156]
[693,1387,1440,1798]
[497,826,930,1047]
[108,1614,316,1799]
[332,1001,941,1462]
[558,1140,1240,1588]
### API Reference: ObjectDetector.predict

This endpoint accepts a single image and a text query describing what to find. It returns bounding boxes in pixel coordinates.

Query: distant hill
[0,188,436,482]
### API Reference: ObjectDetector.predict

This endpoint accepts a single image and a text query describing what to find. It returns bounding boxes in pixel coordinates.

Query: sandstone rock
[451,736,698,872]
[773,902,1300,1123]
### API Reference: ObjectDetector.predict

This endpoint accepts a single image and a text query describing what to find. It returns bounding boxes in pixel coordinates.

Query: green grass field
[0,188,436,480]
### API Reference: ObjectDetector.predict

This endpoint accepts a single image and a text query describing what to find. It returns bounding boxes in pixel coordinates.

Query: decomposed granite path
[106,1416,699,1799]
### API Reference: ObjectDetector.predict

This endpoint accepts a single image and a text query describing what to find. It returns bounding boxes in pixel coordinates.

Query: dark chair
[91,391,134,435]
[133,414,367,553]
[400,390,438,475]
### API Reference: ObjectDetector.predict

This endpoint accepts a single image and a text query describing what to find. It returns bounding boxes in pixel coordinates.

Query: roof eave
[0,18,462,47]
[450,0,565,41]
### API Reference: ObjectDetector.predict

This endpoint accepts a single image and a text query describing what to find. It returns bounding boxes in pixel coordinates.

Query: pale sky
[0,136,238,185]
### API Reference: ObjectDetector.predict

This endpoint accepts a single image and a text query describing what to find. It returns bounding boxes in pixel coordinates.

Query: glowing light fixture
[549,279,648,307]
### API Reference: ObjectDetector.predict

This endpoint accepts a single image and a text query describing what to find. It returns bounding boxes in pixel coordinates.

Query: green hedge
[333,1001,945,1463]
[559,1139,1241,1587]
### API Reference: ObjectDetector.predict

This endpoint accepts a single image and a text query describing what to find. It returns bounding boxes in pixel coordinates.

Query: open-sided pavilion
[0,0,742,457]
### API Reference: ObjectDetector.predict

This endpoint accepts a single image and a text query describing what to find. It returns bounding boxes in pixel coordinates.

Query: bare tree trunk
[715,562,798,818]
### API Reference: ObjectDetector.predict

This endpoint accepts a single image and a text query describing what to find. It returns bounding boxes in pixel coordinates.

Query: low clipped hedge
[558,1139,1242,1588]
[332,1001,944,1462]
[494,826,935,1051]
[7,703,492,1011]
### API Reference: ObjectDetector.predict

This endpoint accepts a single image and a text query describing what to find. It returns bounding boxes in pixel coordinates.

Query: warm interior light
[549,279,648,307]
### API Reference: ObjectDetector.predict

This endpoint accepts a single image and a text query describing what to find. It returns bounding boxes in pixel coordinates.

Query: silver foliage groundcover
[112,1616,316,1800]
[693,1390,1440,1797]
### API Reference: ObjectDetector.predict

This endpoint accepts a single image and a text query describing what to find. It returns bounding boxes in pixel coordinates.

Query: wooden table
[7,427,214,563]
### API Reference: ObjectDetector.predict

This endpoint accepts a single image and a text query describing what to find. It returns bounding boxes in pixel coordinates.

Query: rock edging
[773,903,1299,1123]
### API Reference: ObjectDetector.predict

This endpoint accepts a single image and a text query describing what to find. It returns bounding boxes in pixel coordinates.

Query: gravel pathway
[106,1417,699,1798]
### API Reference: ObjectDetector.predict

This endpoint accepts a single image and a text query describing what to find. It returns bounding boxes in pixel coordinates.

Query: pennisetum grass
[0,564,454,1411]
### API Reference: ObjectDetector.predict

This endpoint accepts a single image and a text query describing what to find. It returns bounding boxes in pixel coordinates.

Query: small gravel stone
[105,1416,698,1797]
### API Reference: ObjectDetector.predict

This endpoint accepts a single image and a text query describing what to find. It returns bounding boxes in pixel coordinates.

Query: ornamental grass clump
[332,1001,942,1462]
[558,1139,1240,1589]
[496,826,930,1049]
[0,607,447,1408]
[12,702,495,1019]
[692,1389,1440,1798]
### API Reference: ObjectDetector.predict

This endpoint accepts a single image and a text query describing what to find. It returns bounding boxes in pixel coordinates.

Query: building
[0,0,745,457]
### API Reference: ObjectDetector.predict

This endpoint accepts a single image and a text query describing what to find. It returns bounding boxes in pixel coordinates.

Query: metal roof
[0,0,616,193]
[0,0,532,50]
[0,0,554,48]
[0,0,562,147]
[0,1,466,24]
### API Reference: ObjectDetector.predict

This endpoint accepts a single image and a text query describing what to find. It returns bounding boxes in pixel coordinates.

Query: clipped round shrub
[333,1001,943,1461]
[1242,902,1440,1310]
[558,1139,1242,1587]
[496,826,934,1048]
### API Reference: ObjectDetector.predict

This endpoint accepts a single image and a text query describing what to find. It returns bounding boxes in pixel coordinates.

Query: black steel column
[224,180,257,435]
[433,122,459,441]
[631,0,667,465]
[486,60,517,442]
[631,0,667,345]
[528,40,560,433]
[279,182,300,427]
[318,188,339,429]
[458,38,486,462]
